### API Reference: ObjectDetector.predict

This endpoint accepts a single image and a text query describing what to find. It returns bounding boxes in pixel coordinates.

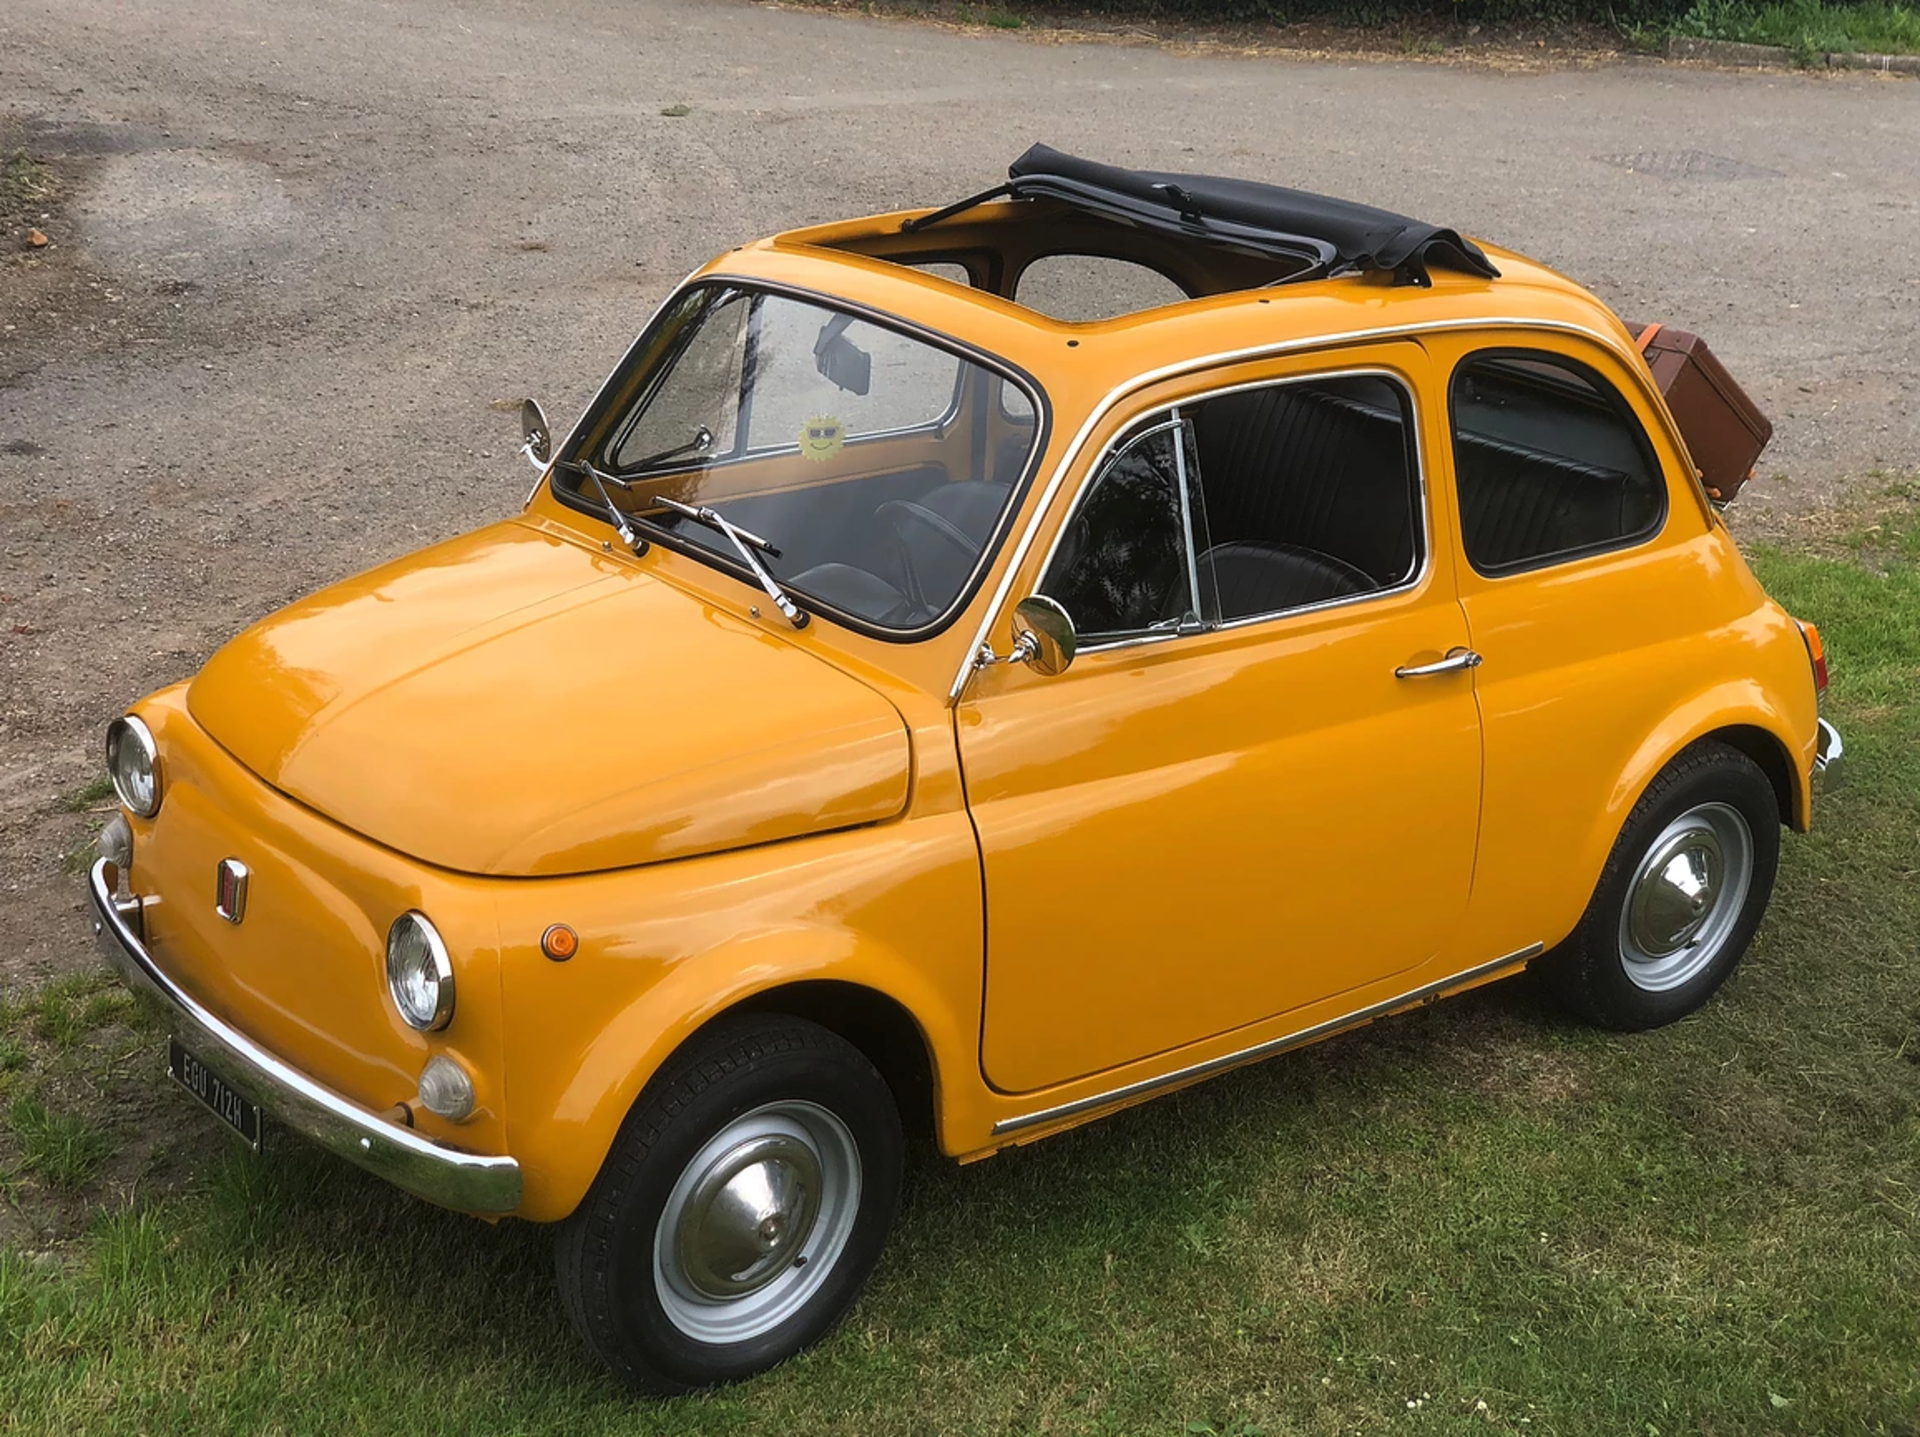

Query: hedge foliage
[1021,0,1703,29]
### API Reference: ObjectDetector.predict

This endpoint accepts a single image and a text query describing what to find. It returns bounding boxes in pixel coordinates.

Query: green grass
[1677,0,1920,53]
[5,1098,115,1193]
[54,777,114,814]
[0,537,1915,1433]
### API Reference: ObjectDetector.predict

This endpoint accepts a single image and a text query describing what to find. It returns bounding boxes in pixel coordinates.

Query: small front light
[417,1055,476,1121]
[106,716,162,818]
[386,912,455,1032]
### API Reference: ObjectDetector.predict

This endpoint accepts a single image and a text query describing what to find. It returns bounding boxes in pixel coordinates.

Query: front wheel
[1541,741,1781,1031]
[555,1015,904,1393]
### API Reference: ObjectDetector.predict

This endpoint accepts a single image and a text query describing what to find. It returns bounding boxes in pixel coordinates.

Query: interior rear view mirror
[814,316,873,396]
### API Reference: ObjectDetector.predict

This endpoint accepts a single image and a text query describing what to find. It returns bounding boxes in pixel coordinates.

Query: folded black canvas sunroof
[907,144,1500,289]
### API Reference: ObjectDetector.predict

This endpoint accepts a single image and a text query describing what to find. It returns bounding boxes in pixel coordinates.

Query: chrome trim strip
[951,314,1632,700]
[525,263,709,511]
[88,860,523,1214]
[1814,717,1845,791]
[990,943,1544,1135]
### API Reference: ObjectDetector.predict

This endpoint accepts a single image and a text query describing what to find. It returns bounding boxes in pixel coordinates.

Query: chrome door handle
[1395,647,1483,679]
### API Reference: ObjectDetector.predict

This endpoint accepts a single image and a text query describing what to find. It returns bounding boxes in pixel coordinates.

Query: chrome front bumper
[1815,717,1846,791]
[88,859,523,1215]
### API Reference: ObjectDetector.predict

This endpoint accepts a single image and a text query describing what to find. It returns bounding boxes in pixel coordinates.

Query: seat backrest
[1190,385,1414,586]
[1453,430,1631,571]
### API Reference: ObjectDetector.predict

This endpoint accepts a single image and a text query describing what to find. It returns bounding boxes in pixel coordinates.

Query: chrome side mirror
[1013,595,1076,676]
[973,595,1077,677]
[520,398,552,471]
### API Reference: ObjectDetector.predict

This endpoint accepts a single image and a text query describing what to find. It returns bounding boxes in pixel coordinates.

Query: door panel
[959,344,1482,1095]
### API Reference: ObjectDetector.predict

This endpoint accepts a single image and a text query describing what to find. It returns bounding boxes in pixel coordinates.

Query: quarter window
[1042,423,1197,643]
[1450,351,1666,575]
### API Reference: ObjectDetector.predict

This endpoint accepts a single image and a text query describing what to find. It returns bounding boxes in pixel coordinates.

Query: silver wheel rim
[653,1100,862,1344]
[1618,801,1754,993]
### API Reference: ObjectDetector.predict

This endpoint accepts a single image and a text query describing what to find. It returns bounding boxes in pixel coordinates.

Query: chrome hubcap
[1619,802,1753,992]
[654,1101,860,1344]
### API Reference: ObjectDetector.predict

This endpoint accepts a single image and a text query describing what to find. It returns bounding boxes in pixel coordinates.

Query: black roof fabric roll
[1007,144,1499,285]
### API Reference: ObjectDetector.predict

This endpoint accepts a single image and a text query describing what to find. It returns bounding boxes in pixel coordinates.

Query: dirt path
[2,0,1917,985]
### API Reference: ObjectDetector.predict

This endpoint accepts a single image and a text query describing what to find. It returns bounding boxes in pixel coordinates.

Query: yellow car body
[94,184,1830,1232]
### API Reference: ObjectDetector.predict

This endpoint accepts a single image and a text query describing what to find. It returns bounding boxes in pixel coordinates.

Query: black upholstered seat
[1198,541,1373,620]
[1190,385,1415,590]
[1453,431,1636,572]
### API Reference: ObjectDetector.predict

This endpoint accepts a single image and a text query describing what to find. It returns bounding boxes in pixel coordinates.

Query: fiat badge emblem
[215,858,250,925]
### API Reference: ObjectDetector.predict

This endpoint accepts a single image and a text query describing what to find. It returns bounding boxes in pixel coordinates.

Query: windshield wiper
[649,494,809,629]
[559,457,649,555]
[628,425,714,472]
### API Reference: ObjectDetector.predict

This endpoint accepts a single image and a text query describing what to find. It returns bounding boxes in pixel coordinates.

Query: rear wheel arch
[1702,722,1802,830]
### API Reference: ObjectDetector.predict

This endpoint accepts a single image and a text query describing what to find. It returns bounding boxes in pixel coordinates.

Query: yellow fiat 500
[92,147,1842,1392]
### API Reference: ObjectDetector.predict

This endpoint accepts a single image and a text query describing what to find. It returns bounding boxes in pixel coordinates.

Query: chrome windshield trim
[88,860,523,1214]
[950,313,1630,701]
[555,273,1053,646]
[990,943,1544,1135]
[523,261,710,511]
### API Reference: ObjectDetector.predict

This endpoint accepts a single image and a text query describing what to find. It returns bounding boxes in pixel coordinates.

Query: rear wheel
[1542,741,1780,1031]
[555,1014,904,1393]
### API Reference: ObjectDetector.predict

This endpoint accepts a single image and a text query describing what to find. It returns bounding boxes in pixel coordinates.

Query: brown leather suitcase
[1627,323,1773,504]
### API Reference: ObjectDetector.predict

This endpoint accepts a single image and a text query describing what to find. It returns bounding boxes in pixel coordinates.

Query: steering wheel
[876,499,985,612]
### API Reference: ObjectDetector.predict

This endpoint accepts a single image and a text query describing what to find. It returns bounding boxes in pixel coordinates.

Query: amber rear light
[1799,621,1828,697]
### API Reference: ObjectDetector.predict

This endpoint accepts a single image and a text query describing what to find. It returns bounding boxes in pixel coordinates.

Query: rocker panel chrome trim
[990,943,1544,1135]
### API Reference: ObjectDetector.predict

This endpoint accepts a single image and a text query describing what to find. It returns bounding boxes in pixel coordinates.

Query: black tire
[555,1014,904,1394]
[1541,741,1780,1032]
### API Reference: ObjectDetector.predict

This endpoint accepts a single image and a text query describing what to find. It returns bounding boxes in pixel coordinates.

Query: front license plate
[168,1037,262,1150]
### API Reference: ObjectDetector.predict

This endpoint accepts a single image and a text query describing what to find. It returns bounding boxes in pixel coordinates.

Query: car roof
[698,209,1641,407]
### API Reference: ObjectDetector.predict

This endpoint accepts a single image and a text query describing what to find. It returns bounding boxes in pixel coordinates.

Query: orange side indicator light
[541,924,579,962]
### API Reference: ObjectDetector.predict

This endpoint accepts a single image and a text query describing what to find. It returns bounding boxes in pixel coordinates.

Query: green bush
[1013,0,1918,38]
[1018,0,1702,27]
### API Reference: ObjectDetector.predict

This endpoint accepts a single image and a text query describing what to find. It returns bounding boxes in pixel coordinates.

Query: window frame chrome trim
[1029,365,1431,661]
[990,943,1544,1136]
[950,313,1644,701]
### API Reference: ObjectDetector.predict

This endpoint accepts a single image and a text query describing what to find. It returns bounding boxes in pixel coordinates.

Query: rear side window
[1450,351,1666,575]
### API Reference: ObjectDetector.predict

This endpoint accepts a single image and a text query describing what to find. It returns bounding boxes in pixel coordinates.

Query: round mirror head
[1014,594,1077,677]
[520,398,552,467]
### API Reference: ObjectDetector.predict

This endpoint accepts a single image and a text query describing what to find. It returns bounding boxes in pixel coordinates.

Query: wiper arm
[561,457,648,554]
[650,494,810,629]
[628,425,714,472]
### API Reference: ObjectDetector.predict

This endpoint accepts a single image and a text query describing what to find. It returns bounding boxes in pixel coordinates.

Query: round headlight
[386,912,455,1032]
[106,715,162,818]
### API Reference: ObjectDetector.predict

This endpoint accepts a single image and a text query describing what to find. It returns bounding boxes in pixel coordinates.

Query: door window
[1450,351,1666,575]
[1040,373,1426,645]
[1184,375,1423,623]
[1040,422,1199,644]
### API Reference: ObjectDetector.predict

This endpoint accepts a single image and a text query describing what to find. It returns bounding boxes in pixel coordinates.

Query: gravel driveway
[2,0,1916,983]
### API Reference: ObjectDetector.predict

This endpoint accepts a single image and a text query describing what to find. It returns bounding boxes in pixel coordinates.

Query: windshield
[566,284,1043,634]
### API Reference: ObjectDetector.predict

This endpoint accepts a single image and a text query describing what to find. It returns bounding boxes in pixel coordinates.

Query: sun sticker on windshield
[798,415,846,463]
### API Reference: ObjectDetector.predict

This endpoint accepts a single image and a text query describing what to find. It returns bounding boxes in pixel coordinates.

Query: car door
[957,344,1485,1095]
